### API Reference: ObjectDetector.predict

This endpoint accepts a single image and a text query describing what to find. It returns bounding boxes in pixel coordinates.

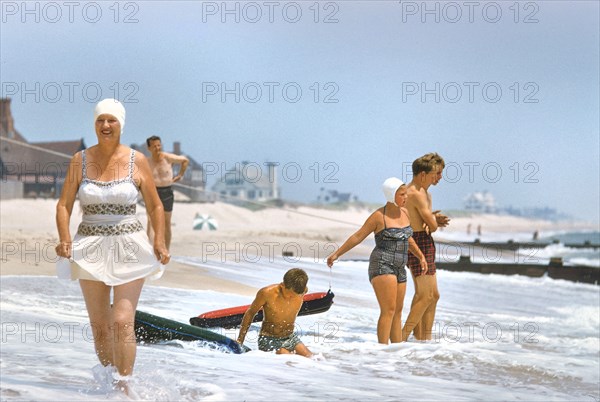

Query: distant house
[0,98,85,199]
[317,188,358,204]
[132,141,209,202]
[464,191,497,213]
[211,161,280,204]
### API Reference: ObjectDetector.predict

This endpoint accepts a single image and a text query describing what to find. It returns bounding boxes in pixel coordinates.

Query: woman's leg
[112,278,145,376]
[371,274,398,344]
[79,279,113,366]
[390,282,407,343]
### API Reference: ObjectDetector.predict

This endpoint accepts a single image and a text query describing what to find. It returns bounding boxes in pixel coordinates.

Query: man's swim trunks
[367,206,413,283]
[156,186,174,212]
[408,231,436,276]
[258,333,303,352]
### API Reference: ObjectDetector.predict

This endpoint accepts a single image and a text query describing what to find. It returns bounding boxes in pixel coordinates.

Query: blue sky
[1,1,599,221]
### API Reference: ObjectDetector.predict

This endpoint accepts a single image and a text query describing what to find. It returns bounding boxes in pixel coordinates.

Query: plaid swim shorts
[408,231,436,276]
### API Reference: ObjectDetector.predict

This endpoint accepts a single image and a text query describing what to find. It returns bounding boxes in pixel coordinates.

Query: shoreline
[1,199,597,293]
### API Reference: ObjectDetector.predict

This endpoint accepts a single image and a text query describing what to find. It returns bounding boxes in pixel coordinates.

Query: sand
[1,199,596,295]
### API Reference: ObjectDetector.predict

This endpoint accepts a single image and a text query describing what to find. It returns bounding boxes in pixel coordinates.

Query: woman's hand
[326,253,338,268]
[422,222,431,235]
[419,256,428,274]
[55,241,72,259]
[154,243,171,265]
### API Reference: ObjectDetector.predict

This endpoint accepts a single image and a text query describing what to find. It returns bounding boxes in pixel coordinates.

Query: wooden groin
[437,256,599,285]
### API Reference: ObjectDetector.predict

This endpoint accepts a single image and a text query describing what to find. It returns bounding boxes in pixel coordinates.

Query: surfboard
[134,310,250,354]
[189,289,335,329]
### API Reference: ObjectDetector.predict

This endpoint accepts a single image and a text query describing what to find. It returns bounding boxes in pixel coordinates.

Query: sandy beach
[1,198,597,294]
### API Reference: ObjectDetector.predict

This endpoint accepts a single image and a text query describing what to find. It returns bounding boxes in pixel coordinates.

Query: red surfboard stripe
[196,292,328,319]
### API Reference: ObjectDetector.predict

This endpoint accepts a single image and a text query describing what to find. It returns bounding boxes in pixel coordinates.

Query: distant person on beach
[477,224,482,236]
[146,135,189,251]
[55,99,170,394]
[327,178,428,344]
[402,153,449,342]
[237,268,313,357]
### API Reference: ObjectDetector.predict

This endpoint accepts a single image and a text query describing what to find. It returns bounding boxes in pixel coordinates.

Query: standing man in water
[146,135,189,251]
[402,153,450,342]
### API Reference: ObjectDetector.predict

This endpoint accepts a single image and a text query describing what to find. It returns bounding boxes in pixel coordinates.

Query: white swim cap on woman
[94,99,126,131]
[382,177,405,206]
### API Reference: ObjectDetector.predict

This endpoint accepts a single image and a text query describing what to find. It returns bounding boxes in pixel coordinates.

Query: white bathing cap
[94,99,126,131]
[382,177,405,206]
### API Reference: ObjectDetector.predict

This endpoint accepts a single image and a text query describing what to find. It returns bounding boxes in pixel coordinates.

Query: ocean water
[434,231,600,267]
[1,255,599,401]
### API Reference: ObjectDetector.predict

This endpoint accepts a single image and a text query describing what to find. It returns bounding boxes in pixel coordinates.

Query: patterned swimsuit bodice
[374,226,413,248]
[76,150,142,236]
[78,149,139,211]
[374,209,413,251]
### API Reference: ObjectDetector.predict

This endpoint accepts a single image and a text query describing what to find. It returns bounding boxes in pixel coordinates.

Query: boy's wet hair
[146,135,161,146]
[283,268,308,294]
[412,152,445,176]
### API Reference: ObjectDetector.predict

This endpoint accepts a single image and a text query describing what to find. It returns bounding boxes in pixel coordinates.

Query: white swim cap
[382,177,405,206]
[94,99,126,131]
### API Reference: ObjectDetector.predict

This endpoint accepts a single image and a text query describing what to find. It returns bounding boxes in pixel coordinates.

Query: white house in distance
[211,161,280,204]
[464,191,497,213]
[317,188,358,204]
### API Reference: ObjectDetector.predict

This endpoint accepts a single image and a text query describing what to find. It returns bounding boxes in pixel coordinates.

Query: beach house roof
[0,98,26,142]
[0,98,85,177]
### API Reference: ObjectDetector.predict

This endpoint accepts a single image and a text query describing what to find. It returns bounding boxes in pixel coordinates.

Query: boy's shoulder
[257,283,280,298]
[407,184,429,200]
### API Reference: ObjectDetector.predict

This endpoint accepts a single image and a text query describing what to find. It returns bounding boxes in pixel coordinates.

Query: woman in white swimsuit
[55,99,170,390]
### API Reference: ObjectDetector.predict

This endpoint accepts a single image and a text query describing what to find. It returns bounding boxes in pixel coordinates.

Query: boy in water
[237,268,313,357]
